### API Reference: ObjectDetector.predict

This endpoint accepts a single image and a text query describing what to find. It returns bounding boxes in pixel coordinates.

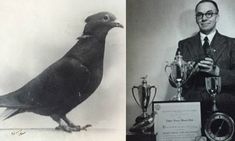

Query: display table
[126,133,156,141]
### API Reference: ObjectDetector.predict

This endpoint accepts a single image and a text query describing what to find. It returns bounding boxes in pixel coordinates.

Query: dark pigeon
[0,11,123,132]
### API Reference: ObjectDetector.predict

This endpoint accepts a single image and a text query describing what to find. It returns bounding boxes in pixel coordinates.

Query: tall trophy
[130,75,157,134]
[165,51,196,101]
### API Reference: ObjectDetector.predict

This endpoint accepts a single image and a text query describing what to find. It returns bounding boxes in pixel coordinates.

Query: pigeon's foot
[55,125,73,133]
[55,124,92,132]
[80,124,92,131]
[51,115,92,132]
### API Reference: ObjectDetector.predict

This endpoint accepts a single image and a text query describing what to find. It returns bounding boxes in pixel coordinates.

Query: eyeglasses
[196,11,218,19]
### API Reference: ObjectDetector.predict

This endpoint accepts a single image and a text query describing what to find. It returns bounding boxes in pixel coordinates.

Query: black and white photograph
[2,0,235,141]
[126,0,235,141]
[0,0,125,141]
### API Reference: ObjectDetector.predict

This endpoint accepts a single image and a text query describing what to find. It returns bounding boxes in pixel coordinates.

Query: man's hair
[195,0,219,13]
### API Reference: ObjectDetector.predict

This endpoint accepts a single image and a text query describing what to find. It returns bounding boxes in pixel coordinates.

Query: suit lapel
[188,33,205,61]
[210,32,227,62]
[188,32,227,63]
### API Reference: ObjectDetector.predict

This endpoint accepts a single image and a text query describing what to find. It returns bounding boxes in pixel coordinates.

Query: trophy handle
[148,86,157,107]
[164,62,171,74]
[132,86,141,108]
[165,63,176,84]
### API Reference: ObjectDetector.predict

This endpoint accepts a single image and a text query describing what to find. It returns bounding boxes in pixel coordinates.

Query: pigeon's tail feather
[0,93,28,108]
[0,94,26,120]
[0,95,13,107]
[0,108,20,120]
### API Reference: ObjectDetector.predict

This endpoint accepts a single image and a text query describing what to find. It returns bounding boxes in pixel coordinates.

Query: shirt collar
[200,30,216,45]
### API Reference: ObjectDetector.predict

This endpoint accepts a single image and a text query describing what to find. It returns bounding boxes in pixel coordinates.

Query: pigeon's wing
[3,56,91,109]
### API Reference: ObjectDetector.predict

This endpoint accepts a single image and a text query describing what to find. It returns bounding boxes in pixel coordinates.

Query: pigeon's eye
[103,15,110,21]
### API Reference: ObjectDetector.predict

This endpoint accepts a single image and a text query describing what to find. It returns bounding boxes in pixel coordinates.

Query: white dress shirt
[200,30,216,46]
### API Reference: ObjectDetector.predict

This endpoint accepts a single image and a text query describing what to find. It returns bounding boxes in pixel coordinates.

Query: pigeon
[0,11,123,132]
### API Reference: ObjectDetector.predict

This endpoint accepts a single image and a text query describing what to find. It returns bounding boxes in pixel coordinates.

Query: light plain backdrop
[0,0,125,141]
[126,0,235,132]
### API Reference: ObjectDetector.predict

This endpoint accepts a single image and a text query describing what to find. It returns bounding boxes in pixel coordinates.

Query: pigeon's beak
[112,20,124,28]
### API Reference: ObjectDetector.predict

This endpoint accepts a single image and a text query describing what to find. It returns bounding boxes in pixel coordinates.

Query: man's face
[195,2,219,34]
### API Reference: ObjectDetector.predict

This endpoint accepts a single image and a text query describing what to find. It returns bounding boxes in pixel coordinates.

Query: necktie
[203,36,210,57]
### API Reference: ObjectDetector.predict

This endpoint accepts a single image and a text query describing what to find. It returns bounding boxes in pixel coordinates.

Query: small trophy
[165,51,196,101]
[130,75,157,134]
[205,76,221,112]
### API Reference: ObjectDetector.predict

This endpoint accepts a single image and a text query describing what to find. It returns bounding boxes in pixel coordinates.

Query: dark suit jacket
[177,31,235,114]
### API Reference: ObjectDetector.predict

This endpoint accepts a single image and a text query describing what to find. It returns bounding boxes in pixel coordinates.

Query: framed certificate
[152,101,202,141]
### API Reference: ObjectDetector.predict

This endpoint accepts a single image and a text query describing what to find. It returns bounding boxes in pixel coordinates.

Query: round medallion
[204,112,234,141]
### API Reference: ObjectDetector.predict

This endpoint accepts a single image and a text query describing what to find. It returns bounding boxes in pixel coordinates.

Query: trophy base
[170,95,185,101]
[135,114,149,123]
[129,114,154,134]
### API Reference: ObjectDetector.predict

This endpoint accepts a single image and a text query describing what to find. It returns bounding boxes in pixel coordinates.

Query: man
[172,0,235,118]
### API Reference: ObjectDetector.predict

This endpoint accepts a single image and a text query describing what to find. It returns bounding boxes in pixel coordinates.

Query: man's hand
[198,57,220,76]
[198,57,214,72]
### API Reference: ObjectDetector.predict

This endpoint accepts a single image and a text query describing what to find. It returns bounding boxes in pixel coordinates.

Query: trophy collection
[130,75,157,134]
[128,47,235,140]
[164,51,235,140]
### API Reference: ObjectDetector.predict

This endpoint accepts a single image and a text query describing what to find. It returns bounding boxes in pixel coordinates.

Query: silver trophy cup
[130,75,157,133]
[165,51,196,101]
